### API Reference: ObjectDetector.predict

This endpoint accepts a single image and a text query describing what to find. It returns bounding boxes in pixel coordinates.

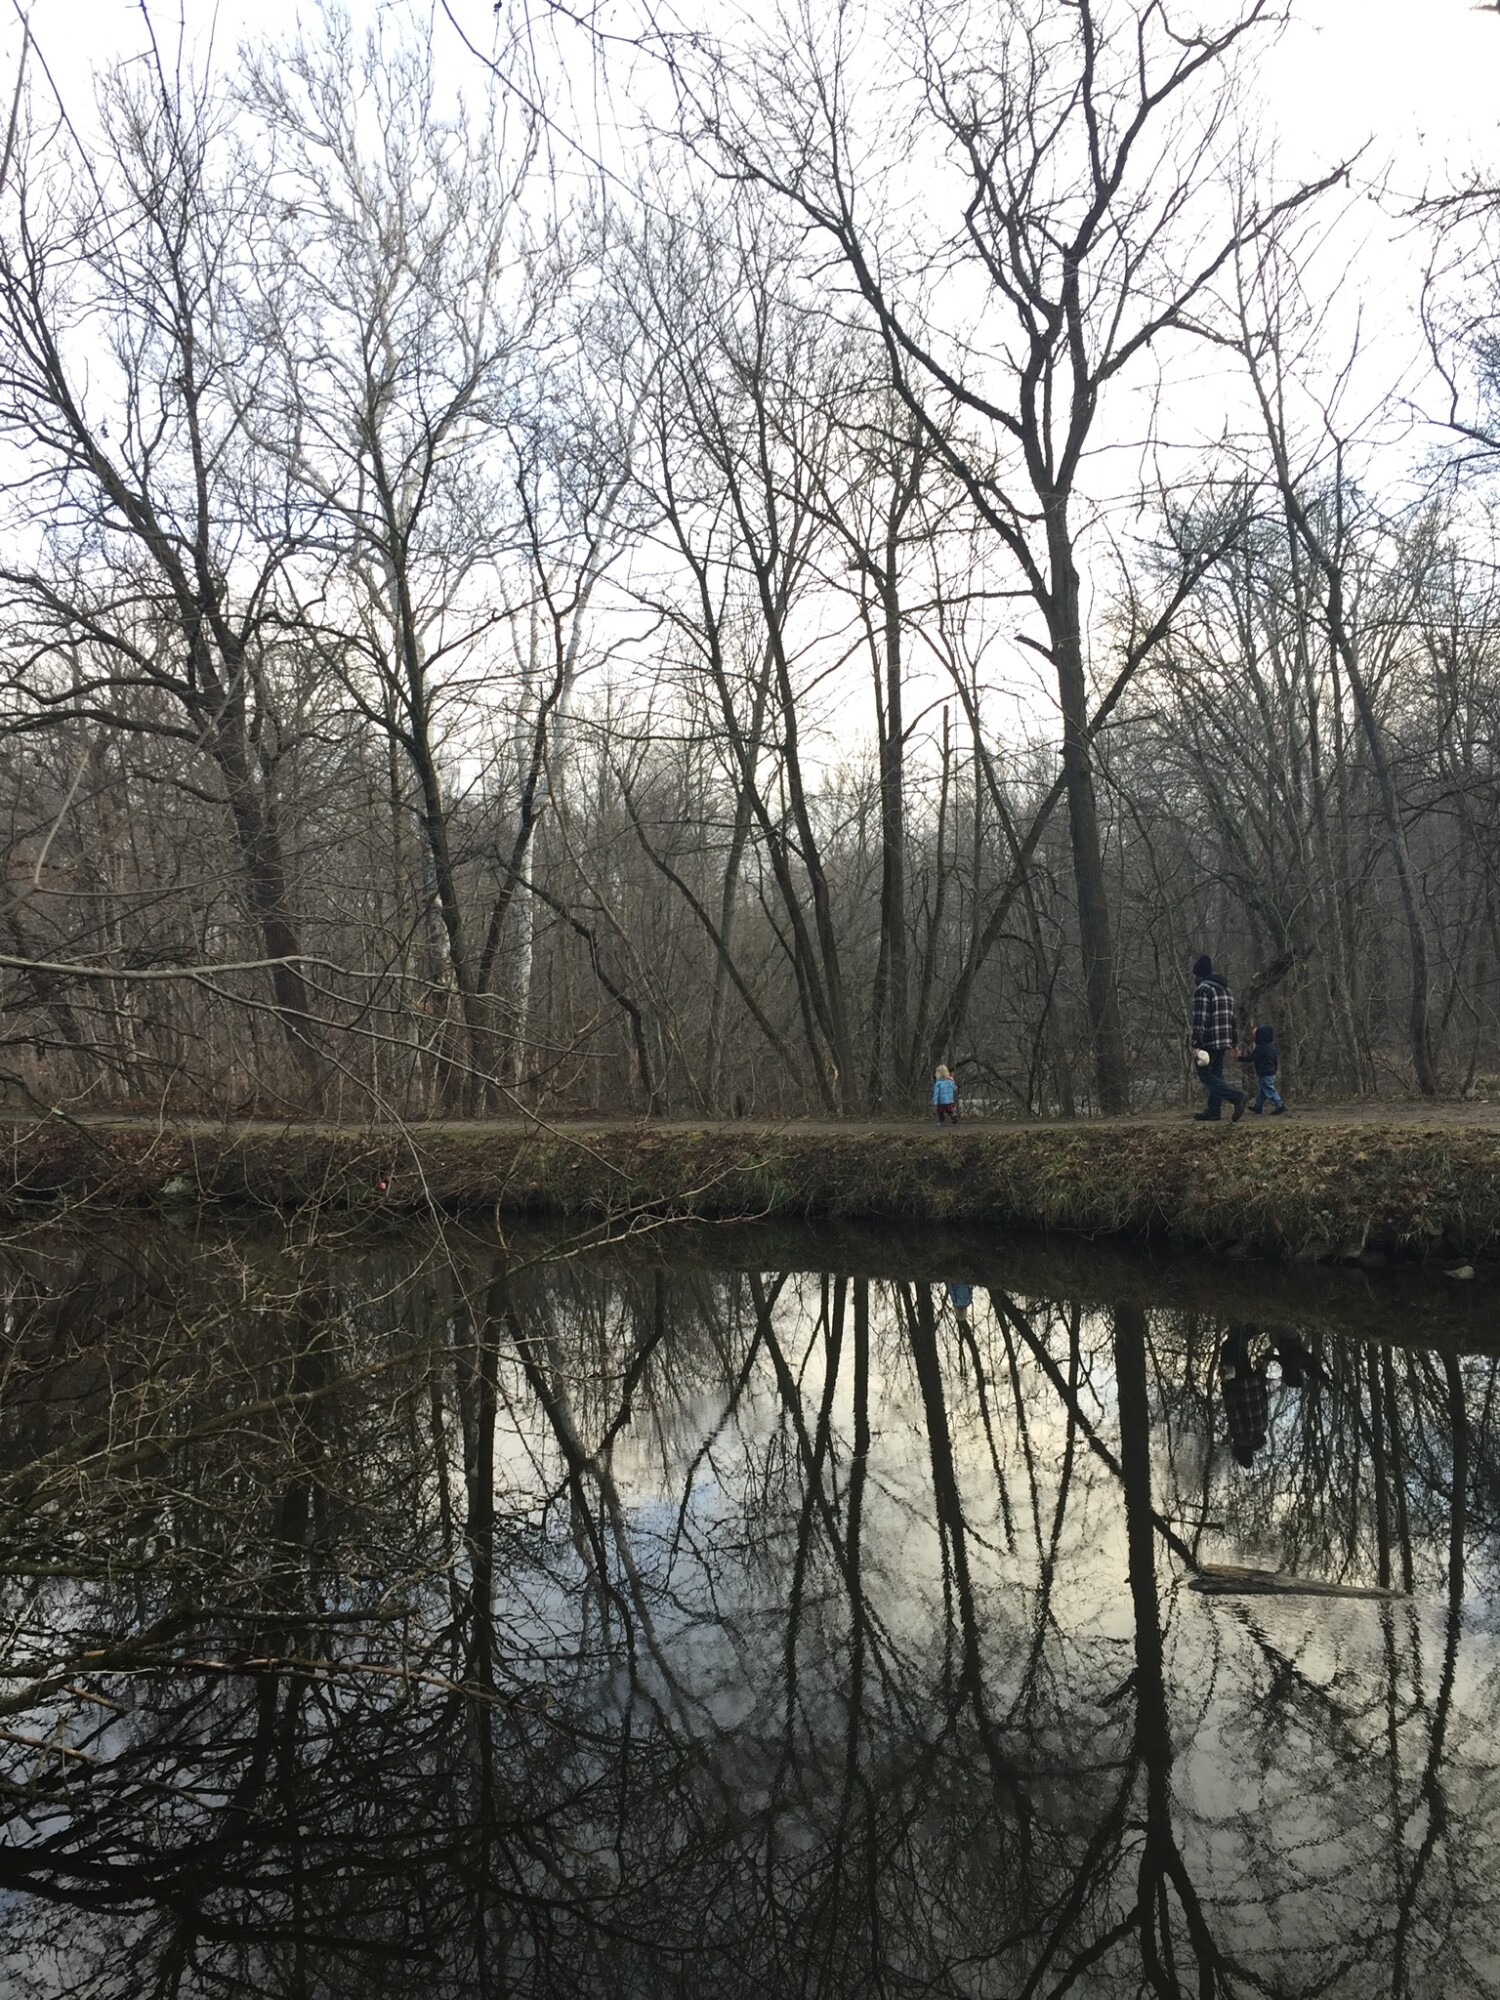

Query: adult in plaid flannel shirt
[1219,1324,1268,1466]
[1190,954,1246,1123]
[1219,1325,1311,1468]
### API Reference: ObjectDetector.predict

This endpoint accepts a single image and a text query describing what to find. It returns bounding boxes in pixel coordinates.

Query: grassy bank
[6,1113,1500,1263]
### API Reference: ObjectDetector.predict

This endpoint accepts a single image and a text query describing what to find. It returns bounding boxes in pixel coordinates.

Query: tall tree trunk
[212,724,322,1101]
[1046,505,1130,1114]
[869,529,911,1111]
[407,730,488,1110]
[706,784,754,1108]
[1328,598,1437,1095]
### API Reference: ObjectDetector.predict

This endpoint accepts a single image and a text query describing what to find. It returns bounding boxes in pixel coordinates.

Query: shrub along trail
[5,1104,1500,1263]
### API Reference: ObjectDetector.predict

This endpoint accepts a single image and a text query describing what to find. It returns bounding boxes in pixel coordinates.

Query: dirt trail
[48,1099,1500,1138]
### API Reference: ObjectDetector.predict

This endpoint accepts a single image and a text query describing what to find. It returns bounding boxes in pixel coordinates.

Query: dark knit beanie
[1192,954,1213,979]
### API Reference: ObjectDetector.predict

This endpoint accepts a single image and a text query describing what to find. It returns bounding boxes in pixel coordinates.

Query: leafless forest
[4,0,1499,1121]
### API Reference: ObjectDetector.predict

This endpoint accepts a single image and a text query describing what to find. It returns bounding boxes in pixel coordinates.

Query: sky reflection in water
[0,1220,1494,1998]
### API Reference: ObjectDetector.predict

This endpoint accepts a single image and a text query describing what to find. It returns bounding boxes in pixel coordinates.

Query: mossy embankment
[6,1113,1500,1263]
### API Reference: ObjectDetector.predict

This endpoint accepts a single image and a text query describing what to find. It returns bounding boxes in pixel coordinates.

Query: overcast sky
[1266,0,1499,188]
[3,0,1495,522]
[0,0,1492,734]
[4,0,1497,183]
[5,0,1491,483]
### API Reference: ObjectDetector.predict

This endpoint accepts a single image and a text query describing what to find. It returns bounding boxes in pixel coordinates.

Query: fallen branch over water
[1190,1564,1408,1602]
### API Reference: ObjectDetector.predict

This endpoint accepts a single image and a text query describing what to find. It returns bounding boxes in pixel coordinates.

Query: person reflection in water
[945,1280,974,1328]
[1219,1324,1309,1467]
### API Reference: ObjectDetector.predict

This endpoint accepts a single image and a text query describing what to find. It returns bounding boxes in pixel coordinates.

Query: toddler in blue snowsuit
[1245,1023,1286,1114]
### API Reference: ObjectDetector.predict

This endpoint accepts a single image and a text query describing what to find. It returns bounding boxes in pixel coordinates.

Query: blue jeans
[1199,1048,1244,1119]
[1253,1076,1284,1112]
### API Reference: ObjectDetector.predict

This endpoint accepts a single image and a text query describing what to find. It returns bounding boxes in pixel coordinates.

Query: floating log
[1190,1563,1407,1601]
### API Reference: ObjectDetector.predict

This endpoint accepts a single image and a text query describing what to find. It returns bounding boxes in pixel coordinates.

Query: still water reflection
[0,1217,1496,1997]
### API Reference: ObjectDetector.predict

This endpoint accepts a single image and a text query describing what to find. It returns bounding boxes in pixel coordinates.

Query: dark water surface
[1,1215,1496,1998]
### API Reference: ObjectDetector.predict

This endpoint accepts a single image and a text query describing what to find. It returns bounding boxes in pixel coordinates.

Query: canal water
[0,1216,1494,1997]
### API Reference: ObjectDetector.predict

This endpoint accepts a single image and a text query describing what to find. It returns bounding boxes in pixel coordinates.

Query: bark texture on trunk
[1047,510,1130,1115]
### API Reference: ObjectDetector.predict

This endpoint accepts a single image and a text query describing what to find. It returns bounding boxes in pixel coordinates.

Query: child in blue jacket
[1246,1022,1286,1114]
[932,1066,958,1125]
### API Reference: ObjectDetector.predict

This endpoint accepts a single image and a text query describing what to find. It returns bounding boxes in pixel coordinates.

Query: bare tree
[674,0,1344,1112]
[0,53,327,1093]
[238,19,570,1104]
[1227,226,1441,1092]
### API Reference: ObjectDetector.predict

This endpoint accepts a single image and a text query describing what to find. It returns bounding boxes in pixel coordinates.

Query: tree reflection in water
[0,1222,1495,1997]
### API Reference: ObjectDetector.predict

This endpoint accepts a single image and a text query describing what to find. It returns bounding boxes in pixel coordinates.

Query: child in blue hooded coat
[1246,1022,1286,1115]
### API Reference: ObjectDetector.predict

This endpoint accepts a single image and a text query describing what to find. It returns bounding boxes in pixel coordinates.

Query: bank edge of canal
[5,1114,1500,1266]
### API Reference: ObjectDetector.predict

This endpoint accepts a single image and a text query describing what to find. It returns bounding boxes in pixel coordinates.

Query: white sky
[2,1,1493,381]
[9,0,1494,412]
[1265,0,1500,194]
[3,0,1497,182]
[1,0,1496,747]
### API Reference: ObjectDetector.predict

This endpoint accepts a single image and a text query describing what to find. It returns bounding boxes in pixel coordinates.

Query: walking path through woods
[42,1097,1500,1134]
